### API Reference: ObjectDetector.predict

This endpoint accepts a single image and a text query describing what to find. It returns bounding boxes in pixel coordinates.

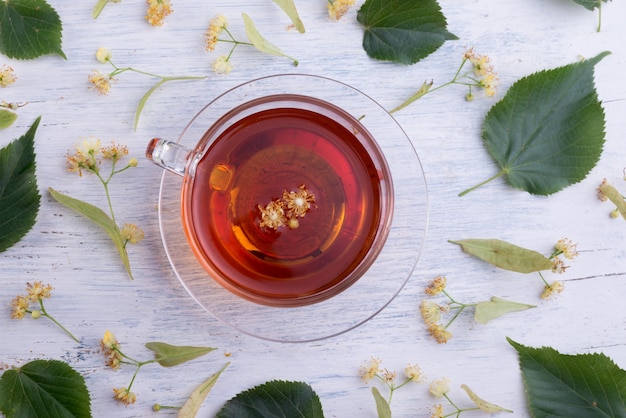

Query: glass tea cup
[146,87,394,307]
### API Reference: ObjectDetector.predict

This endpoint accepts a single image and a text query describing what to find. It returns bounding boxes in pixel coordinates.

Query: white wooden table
[2,1,625,417]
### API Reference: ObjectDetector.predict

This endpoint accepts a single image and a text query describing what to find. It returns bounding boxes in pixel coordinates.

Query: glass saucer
[157,74,428,342]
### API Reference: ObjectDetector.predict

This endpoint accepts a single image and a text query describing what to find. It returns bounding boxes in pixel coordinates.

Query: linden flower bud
[101,330,119,350]
[128,158,138,167]
[429,378,451,398]
[611,209,620,219]
[31,310,42,319]
[96,47,111,63]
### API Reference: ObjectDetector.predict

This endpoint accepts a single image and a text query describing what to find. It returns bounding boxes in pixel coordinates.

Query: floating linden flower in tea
[258,185,316,231]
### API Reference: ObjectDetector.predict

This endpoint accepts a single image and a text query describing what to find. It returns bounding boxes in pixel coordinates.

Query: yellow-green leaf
[449,239,553,273]
[145,342,217,367]
[371,387,391,418]
[242,13,298,66]
[474,297,535,324]
[48,187,133,279]
[0,109,17,129]
[272,0,305,33]
[178,363,229,418]
[460,384,512,413]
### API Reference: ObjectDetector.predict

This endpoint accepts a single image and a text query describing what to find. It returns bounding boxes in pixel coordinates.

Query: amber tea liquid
[182,100,389,306]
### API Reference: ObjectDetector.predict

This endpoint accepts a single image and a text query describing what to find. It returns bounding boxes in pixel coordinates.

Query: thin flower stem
[538,271,550,287]
[597,1,602,32]
[39,299,79,343]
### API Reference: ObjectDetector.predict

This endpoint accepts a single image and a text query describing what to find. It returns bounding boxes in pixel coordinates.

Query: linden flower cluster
[65,138,144,278]
[10,282,79,342]
[100,331,139,406]
[87,47,205,123]
[428,378,512,417]
[327,0,356,20]
[540,238,578,299]
[145,0,173,27]
[258,185,316,230]
[0,64,17,87]
[359,357,425,410]
[390,48,499,114]
[463,48,499,99]
[420,276,455,344]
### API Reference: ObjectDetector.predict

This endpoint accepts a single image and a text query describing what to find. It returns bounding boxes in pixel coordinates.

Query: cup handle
[145,138,192,176]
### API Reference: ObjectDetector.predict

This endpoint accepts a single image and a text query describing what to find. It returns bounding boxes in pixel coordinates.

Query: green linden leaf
[474,297,535,324]
[242,13,298,66]
[178,363,230,418]
[0,359,91,418]
[272,0,305,33]
[48,187,133,279]
[0,0,66,60]
[0,108,17,129]
[371,387,391,418]
[144,342,217,367]
[508,338,626,417]
[216,380,324,418]
[449,239,553,273]
[462,51,610,196]
[0,117,40,252]
[570,0,610,11]
[356,0,458,65]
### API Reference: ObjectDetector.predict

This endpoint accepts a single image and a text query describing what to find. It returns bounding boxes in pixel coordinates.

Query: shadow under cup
[177,95,393,307]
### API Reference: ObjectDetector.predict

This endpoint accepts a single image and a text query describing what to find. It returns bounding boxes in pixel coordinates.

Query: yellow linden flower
[101,142,129,160]
[551,258,569,274]
[88,70,113,95]
[212,55,233,74]
[425,275,447,296]
[431,404,445,418]
[10,295,30,319]
[121,223,145,244]
[541,281,565,300]
[328,0,355,20]
[26,281,53,301]
[0,65,17,87]
[480,73,498,97]
[420,300,442,325]
[145,0,173,27]
[113,387,137,405]
[205,14,228,52]
[101,330,124,370]
[405,363,425,383]
[381,368,397,384]
[428,323,452,344]
[555,238,579,260]
[359,357,382,382]
[258,200,287,230]
[429,378,451,398]
[283,185,316,218]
